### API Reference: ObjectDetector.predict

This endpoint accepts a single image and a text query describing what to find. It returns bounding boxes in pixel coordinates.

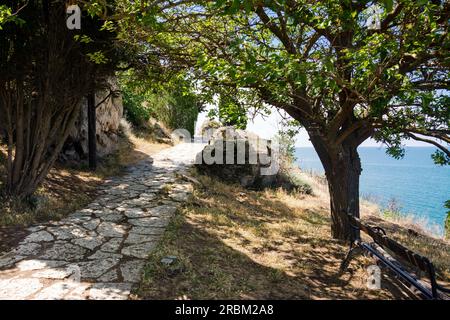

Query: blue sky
[196,105,431,147]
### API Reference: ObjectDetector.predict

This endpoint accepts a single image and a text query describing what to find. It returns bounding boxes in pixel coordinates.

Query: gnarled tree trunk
[310,136,362,241]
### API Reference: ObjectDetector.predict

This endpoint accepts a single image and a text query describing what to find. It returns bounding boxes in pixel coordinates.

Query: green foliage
[0,0,125,198]
[152,83,200,137]
[119,71,200,136]
[124,0,449,168]
[432,150,450,166]
[0,4,25,29]
[218,94,248,129]
[122,89,152,127]
[118,70,153,127]
[284,172,313,195]
[86,50,109,64]
[275,120,301,166]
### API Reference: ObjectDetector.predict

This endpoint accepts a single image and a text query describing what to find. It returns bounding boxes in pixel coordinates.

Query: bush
[119,72,200,136]
[152,88,199,137]
[276,168,313,195]
[122,89,153,127]
[382,198,405,220]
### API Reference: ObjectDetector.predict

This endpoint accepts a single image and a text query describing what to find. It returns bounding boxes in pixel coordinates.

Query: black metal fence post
[87,93,97,170]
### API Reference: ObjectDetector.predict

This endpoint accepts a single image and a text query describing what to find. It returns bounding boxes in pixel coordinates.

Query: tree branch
[407,133,450,158]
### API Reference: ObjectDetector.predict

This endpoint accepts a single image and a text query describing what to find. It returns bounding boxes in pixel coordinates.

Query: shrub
[276,168,313,195]
[152,88,199,137]
[119,72,200,136]
[122,89,153,127]
[382,198,405,220]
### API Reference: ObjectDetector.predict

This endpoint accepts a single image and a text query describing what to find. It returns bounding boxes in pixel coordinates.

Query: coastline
[295,147,450,232]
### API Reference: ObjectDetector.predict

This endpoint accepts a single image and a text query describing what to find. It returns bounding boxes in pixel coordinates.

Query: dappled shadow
[138,176,427,299]
[139,217,410,299]
[0,146,152,255]
[0,142,205,299]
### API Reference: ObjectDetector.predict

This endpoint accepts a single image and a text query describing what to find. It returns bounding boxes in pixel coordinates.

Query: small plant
[281,171,313,195]
[445,200,450,239]
[382,198,405,220]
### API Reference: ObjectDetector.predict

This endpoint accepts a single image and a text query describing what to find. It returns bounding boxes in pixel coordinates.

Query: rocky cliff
[60,79,123,162]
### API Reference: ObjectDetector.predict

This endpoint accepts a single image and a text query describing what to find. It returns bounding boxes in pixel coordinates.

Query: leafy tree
[118,70,155,127]
[218,93,248,129]
[152,80,201,137]
[276,119,301,165]
[119,70,201,136]
[0,0,124,199]
[127,0,449,240]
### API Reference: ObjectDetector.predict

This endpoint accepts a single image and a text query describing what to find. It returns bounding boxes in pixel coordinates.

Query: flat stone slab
[125,233,160,245]
[100,238,123,253]
[78,257,120,280]
[96,222,127,238]
[14,243,42,256]
[128,217,171,228]
[22,231,54,243]
[0,142,205,300]
[120,260,146,283]
[16,260,68,272]
[129,226,166,236]
[32,281,80,300]
[40,242,87,262]
[0,278,44,300]
[47,225,89,241]
[72,236,104,250]
[121,241,157,259]
[88,283,133,300]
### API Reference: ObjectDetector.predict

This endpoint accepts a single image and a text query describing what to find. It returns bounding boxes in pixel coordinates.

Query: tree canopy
[0,0,448,240]
[119,0,449,239]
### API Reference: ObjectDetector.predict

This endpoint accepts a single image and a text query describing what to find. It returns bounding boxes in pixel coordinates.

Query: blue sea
[295,147,450,232]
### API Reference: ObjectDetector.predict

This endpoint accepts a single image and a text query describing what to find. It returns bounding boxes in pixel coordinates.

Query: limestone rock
[61,77,123,161]
[195,126,278,189]
[96,222,127,238]
[22,231,54,243]
[0,278,44,300]
[41,242,87,262]
[120,260,145,283]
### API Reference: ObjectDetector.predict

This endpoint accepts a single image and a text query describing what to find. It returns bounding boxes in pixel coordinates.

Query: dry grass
[0,129,169,251]
[137,170,450,300]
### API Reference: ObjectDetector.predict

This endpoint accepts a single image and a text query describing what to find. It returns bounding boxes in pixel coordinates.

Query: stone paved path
[0,142,205,300]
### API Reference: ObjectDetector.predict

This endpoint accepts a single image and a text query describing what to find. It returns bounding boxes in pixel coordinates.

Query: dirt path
[0,142,204,300]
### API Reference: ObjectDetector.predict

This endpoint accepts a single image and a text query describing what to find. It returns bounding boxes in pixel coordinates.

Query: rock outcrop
[195,126,279,189]
[144,117,174,145]
[61,79,123,161]
[199,119,222,140]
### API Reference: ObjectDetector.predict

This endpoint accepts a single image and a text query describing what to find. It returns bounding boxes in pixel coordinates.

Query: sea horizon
[295,146,450,235]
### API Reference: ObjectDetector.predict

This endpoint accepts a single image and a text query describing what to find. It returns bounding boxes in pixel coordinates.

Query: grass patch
[136,171,438,300]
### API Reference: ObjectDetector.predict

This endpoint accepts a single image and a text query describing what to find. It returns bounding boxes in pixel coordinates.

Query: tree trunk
[312,138,362,241]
